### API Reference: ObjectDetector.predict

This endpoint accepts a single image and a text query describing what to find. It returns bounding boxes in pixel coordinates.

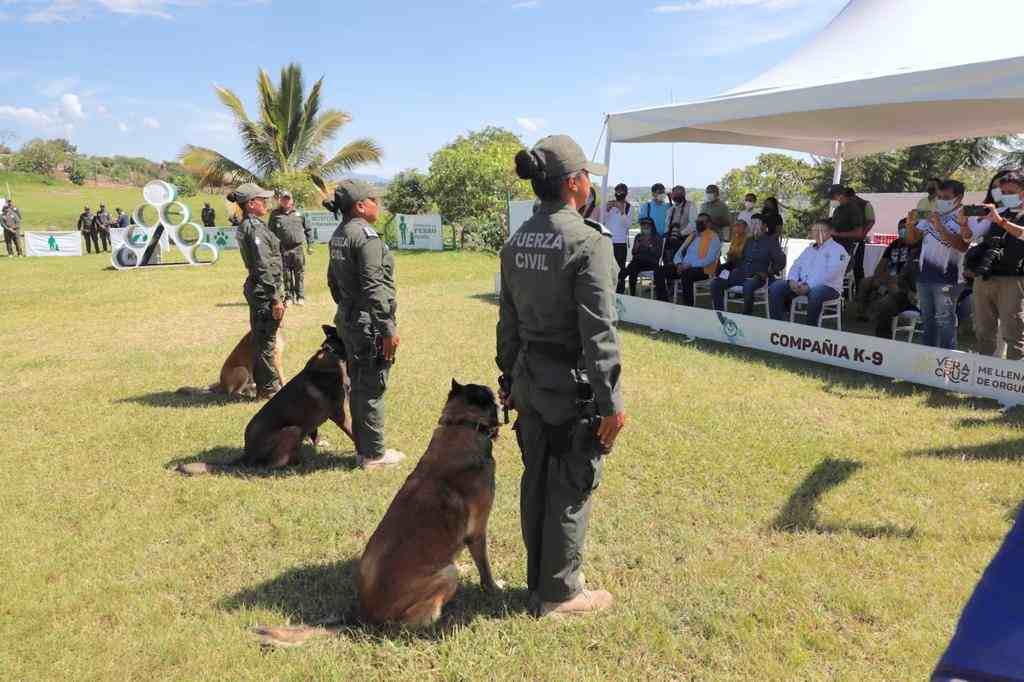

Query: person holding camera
[906,180,971,350]
[231,182,286,399]
[966,171,1024,359]
[327,180,405,470]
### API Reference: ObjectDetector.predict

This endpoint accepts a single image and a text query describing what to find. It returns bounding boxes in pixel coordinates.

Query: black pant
[4,230,22,256]
[654,266,708,304]
[83,230,99,254]
[613,244,628,293]
[836,238,865,287]
[98,229,110,252]
[619,259,659,296]
[872,290,914,338]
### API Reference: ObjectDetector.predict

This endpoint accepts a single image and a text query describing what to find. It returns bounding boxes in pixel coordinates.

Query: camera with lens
[965,235,1005,280]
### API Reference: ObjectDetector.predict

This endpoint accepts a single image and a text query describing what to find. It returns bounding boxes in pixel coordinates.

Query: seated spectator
[737,193,757,228]
[639,183,670,237]
[906,179,970,349]
[711,215,786,315]
[769,220,847,324]
[655,213,721,304]
[868,241,922,339]
[701,184,731,240]
[854,218,919,319]
[619,217,662,296]
[721,219,748,272]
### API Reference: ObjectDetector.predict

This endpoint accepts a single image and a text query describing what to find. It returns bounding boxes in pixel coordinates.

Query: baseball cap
[826,184,845,197]
[523,135,607,179]
[229,182,274,203]
[333,179,376,211]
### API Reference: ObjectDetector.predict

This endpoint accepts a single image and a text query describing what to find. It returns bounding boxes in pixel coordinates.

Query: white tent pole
[600,117,612,223]
[832,140,845,185]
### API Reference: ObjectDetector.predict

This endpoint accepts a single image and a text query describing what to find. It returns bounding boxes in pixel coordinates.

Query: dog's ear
[322,325,337,340]
[449,379,462,397]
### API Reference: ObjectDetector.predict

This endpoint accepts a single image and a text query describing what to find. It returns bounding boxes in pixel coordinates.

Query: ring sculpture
[112,180,219,270]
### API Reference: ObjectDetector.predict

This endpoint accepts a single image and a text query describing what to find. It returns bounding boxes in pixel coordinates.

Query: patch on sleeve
[584,218,612,237]
[362,225,379,239]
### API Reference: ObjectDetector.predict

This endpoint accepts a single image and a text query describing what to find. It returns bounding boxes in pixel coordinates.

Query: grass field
[2,249,1022,680]
[1,171,228,230]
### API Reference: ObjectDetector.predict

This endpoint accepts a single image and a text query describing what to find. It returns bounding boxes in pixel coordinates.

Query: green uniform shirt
[93,210,111,230]
[497,201,623,418]
[78,211,93,231]
[268,207,311,249]
[2,210,20,231]
[700,198,732,229]
[328,217,397,336]
[236,215,284,303]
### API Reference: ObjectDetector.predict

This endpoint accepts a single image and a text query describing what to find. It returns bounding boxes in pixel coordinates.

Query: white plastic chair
[692,278,713,306]
[891,309,922,342]
[790,295,843,330]
[637,270,656,299]
[726,282,770,317]
[843,272,855,302]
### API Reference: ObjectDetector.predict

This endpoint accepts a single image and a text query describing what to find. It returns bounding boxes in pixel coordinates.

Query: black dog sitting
[178,325,355,475]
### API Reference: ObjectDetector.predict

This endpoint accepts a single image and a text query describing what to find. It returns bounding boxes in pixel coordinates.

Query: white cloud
[142,116,160,129]
[512,1,540,7]
[38,76,80,97]
[117,121,129,133]
[654,0,798,11]
[22,0,205,23]
[59,93,85,120]
[516,117,546,133]
[0,105,56,127]
[96,103,108,115]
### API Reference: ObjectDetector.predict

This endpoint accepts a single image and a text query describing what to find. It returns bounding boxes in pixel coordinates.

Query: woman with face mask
[606,183,631,287]
[619,217,663,297]
[968,170,1024,359]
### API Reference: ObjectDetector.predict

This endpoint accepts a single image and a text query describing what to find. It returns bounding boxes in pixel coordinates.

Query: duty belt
[523,340,581,364]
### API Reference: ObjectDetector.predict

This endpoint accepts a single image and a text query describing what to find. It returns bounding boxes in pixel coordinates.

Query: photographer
[906,180,970,350]
[967,171,1024,359]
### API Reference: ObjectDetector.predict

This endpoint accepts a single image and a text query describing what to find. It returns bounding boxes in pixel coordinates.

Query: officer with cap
[327,179,405,470]
[78,206,97,254]
[269,190,313,306]
[230,182,285,399]
[94,203,112,253]
[498,134,627,618]
[201,202,216,228]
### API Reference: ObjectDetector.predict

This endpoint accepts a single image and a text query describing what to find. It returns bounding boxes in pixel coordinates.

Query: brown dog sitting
[177,326,354,475]
[255,380,502,646]
[177,330,285,399]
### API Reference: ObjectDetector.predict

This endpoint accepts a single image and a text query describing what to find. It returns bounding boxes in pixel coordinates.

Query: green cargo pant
[282,246,306,301]
[515,406,604,603]
[245,292,281,395]
[340,324,389,459]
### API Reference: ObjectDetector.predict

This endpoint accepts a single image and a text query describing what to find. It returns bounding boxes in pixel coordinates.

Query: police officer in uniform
[94,203,112,253]
[2,205,23,257]
[78,206,98,254]
[201,202,216,228]
[327,180,405,470]
[269,190,313,306]
[497,135,627,618]
[231,182,285,399]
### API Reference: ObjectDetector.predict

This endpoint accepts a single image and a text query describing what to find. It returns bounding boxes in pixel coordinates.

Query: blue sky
[0,0,849,187]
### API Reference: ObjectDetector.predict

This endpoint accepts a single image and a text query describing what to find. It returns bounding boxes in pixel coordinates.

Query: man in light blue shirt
[639,183,670,237]
[655,213,721,305]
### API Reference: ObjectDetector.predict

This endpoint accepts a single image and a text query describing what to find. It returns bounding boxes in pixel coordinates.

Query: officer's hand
[381,334,400,363]
[498,386,514,410]
[597,412,626,449]
[271,301,285,321]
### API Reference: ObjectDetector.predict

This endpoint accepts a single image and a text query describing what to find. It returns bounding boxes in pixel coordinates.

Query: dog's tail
[253,611,359,648]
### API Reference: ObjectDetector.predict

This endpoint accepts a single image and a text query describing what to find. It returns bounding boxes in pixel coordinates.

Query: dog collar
[441,418,499,438]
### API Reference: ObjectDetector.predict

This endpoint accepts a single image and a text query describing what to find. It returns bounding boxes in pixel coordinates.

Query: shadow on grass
[117,390,248,409]
[219,559,530,641]
[627,324,1005,412]
[214,302,248,308]
[770,458,916,539]
[905,437,1024,463]
[166,445,358,478]
[468,292,498,306]
[956,406,1024,430]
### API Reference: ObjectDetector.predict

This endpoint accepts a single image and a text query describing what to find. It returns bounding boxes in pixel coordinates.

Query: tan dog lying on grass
[178,330,285,399]
[255,380,502,646]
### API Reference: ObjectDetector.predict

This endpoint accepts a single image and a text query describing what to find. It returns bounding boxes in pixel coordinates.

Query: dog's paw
[483,579,506,594]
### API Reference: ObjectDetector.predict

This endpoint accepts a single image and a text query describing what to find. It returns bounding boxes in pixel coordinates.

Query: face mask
[898,227,908,240]
[991,188,1004,203]
[654,194,666,204]
[671,194,684,205]
[744,200,754,209]
[750,220,764,236]
[829,200,839,211]
[1001,194,1022,210]
[706,193,718,201]
[935,198,956,214]
[696,221,707,232]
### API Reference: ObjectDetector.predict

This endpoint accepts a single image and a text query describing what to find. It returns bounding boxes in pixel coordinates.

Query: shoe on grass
[296,298,306,306]
[539,589,614,618]
[358,449,406,470]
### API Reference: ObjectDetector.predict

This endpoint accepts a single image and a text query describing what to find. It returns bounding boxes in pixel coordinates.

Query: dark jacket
[328,217,397,336]
[738,235,786,278]
[236,216,284,304]
[631,231,663,264]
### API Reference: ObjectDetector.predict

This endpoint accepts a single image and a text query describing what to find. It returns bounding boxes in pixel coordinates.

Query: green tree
[66,160,86,185]
[14,138,75,176]
[169,172,199,198]
[180,63,382,196]
[425,126,532,249]
[384,169,432,215]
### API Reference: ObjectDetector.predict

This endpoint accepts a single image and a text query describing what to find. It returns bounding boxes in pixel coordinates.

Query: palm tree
[181,63,382,193]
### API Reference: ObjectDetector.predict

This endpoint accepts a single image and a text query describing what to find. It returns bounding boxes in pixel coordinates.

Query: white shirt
[604,203,632,244]
[736,208,755,227]
[666,201,697,237]
[788,238,848,292]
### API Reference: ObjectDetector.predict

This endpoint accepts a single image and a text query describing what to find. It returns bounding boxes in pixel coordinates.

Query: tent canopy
[606,0,1024,159]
